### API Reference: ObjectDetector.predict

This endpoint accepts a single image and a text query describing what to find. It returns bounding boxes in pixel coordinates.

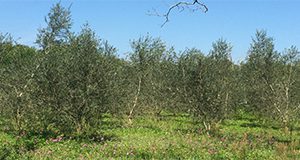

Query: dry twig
[148,0,208,27]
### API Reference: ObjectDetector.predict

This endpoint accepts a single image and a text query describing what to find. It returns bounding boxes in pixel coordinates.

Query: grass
[1,112,300,159]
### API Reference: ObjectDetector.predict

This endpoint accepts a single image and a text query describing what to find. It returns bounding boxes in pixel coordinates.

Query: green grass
[1,113,300,159]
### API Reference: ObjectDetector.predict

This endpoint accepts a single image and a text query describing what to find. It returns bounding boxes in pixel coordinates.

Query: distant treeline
[0,3,299,136]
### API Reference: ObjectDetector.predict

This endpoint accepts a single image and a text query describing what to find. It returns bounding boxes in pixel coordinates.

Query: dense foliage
[1,3,300,155]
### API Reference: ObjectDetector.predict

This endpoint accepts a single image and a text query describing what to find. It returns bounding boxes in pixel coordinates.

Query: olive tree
[0,41,37,132]
[242,30,279,118]
[191,39,234,131]
[127,36,167,122]
[36,2,73,49]
[243,31,300,132]
[270,46,300,130]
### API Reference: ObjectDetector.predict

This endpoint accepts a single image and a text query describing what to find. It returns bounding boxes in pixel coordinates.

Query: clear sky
[0,0,299,62]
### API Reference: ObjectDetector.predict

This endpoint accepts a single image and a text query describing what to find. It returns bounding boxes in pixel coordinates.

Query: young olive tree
[63,24,116,134]
[154,47,182,115]
[127,36,166,121]
[0,42,37,132]
[26,3,75,133]
[243,31,300,131]
[192,39,234,131]
[36,2,73,49]
[242,30,279,118]
[269,46,300,130]
[177,48,205,112]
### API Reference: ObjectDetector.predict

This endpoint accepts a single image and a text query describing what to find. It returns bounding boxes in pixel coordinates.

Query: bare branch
[156,0,208,27]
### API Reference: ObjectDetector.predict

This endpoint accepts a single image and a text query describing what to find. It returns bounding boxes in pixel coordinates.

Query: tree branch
[155,0,208,27]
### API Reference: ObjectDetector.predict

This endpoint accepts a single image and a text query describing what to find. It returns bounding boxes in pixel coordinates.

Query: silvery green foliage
[242,30,279,116]
[127,36,167,115]
[31,24,121,134]
[188,39,234,124]
[241,31,300,129]
[36,3,73,49]
[0,41,37,131]
[1,2,300,136]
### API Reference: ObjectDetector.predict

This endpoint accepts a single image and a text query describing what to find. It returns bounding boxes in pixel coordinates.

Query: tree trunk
[203,121,211,135]
[128,77,141,124]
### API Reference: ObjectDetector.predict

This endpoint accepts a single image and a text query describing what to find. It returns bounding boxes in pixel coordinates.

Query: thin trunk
[128,77,141,124]
[155,108,163,120]
[203,121,211,134]
[282,65,292,132]
[224,92,229,118]
[16,106,21,132]
[225,92,229,109]
[181,67,189,103]
[15,98,22,132]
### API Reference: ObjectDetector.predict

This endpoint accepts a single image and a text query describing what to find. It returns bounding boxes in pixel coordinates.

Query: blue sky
[0,0,299,62]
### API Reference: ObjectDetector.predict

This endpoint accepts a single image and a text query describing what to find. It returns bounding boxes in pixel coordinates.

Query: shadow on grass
[174,128,202,135]
[71,132,119,143]
[11,129,119,143]
[239,122,282,131]
[233,116,257,122]
[172,118,194,125]
[101,116,124,130]
[133,150,181,160]
[139,125,163,133]
[240,122,266,128]
[157,113,190,120]
[133,151,153,159]
[291,126,300,132]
